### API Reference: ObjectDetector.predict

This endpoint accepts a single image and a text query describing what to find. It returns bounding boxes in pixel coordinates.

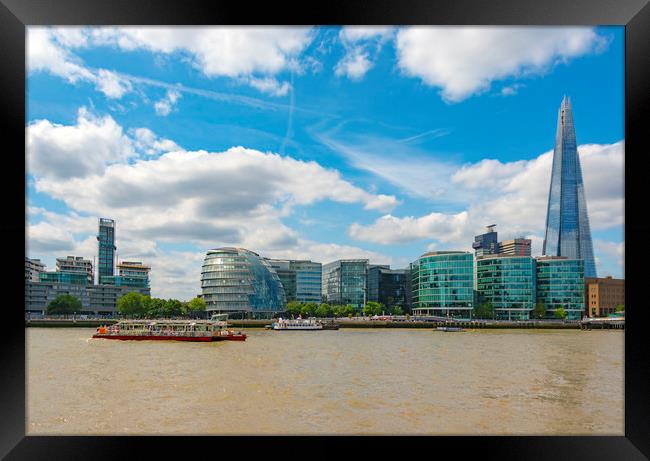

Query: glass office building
[412,252,474,318]
[201,248,286,319]
[476,255,536,320]
[97,218,116,279]
[542,96,597,277]
[291,261,322,304]
[367,265,409,311]
[536,256,585,320]
[322,259,368,309]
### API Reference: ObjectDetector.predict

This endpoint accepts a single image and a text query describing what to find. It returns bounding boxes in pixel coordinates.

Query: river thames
[27,327,623,435]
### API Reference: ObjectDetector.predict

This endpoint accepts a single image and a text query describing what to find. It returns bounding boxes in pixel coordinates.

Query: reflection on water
[26,328,623,435]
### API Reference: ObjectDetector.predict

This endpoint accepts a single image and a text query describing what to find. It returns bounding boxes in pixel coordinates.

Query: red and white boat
[92,319,247,342]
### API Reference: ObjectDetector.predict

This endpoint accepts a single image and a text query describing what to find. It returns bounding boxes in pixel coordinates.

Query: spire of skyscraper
[542,97,597,277]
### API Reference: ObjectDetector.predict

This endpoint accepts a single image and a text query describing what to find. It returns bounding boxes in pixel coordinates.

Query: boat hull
[92,334,213,342]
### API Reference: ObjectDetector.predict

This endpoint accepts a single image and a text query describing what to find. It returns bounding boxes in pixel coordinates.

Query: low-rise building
[476,255,536,320]
[585,276,624,317]
[56,256,94,283]
[25,257,45,282]
[498,238,532,257]
[535,256,585,320]
[412,251,474,318]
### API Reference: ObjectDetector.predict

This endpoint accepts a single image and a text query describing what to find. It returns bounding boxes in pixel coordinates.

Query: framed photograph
[3,0,648,458]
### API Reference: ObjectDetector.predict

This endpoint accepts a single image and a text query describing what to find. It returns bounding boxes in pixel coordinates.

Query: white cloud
[395,27,609,102]
[27,107,136,179]
[28,28,134,99]
[347,141,624,258]
[594,240,624,278]
[246,77,291,97]
[131,127,181,155]
[153,89,181,116]
[335,27,394,81]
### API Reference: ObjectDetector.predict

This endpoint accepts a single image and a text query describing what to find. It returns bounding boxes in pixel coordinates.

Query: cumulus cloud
[28,28,134,99]
[27,107,136,179]
[131,127,181,155]
[335,27,394,80]
[348,141,624,255]
[39,27,315,97]
[154,89,181,116]
[395,27,609,102]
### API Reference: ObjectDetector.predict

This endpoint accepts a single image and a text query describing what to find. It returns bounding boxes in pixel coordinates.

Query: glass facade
[476,256,536,320]
[97,218,116,279]
[367,265,409,311]
[291,261,322,304]
[412,252,474,318]
[201,248,286,318]
[100,275,150,289]
[543,97,597,277]
[322,259,368,309]
[536,257,585,320]
[39,271,88,285]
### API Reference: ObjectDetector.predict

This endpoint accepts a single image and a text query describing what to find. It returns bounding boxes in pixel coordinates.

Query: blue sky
[26,26,624,299]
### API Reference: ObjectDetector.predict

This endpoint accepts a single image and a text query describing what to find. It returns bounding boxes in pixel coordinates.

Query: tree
[286,301,302,317]
[363,302,382,317]
[533,301,546,320]
[300,302,317,317]
[615,304,625,312]
[47,294,81,315]
[554,306,567,320]
[391,306,404,316]
[474,302,494,320]
[315,303,332,318]
[145,297,166,317]
[185,297,206,318]
[162,298,184,317]
[343,305,355,318]
[117,292,146,317]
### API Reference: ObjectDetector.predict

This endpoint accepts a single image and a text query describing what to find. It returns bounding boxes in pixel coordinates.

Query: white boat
[435,326,464,332]
[271,317,323,330]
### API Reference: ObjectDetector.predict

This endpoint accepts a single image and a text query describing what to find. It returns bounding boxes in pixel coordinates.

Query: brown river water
[26,327,623,435]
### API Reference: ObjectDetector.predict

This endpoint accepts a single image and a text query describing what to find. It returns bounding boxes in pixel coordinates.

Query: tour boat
[271,317,323,330]
[92,319,247,342]
[435,326,464,332]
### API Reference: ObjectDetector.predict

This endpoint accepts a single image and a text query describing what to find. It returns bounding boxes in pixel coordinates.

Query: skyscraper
[97,218,116,280]
[542,96,597,277]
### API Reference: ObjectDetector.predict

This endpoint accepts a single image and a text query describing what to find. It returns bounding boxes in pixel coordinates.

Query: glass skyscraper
[543,96,597,278]
[97,218,116,280]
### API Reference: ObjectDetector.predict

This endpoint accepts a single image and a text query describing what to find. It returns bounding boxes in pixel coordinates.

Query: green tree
[390,306,404,316]
[363,301,382,317]
[286,301,302,317]
[315,303,332,318]
[47,294,81,315]
[554,306,567,320]
[343,305,355,318]
[300,302,317,317]
[117,292,146,317]
[185,297,206,318]
[533,301,546,320]
[145,297,166,317]
[162,298,184,317]
[615,304,625,312]
[474,302,495,320]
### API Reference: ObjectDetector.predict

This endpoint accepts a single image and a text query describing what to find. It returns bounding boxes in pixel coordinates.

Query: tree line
[44,292,207,318]
[285,301,404,318]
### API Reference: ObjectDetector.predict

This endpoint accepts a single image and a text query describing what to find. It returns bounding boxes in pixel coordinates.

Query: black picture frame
[2,0,648,459]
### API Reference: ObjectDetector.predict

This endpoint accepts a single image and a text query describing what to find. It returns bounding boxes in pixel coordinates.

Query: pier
[579,317,625,330]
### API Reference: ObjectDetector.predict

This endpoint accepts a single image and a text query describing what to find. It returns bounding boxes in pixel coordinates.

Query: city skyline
[26,26,624,300]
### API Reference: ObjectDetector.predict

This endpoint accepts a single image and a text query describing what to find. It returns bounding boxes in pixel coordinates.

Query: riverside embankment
[25,318,591,329]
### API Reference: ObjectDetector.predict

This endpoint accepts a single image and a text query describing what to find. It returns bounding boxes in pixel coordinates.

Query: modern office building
[201,248,286,319]
[367,265,410,311]
[290,260,322,304]
[542,96,597,277]
[473,225,499,258]
[39,271,89,285]
[87,284,150,315]
[56,256,94,283]
[266,260,297,302]
[411,251,474,318]
[25,257,45,282]
[322,259,368,309]
[25,281,91,314]
[584,276,624,317]
[100,261,151,290]
[475,255,536,320]
[498,238,532,257]
[265,259,322,304]
[535,256,585,320]
[97,218,116,280]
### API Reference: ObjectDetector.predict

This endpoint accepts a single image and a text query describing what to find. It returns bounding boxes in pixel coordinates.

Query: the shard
[542,96,597,277]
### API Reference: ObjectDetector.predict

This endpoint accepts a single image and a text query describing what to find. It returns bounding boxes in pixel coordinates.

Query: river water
[26,327,623,435]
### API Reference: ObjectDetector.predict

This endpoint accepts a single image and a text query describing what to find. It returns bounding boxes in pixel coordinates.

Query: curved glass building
[536,256,584,320]
[201,248,286,319]
[476,255,536,320]
[412,251,474,318]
